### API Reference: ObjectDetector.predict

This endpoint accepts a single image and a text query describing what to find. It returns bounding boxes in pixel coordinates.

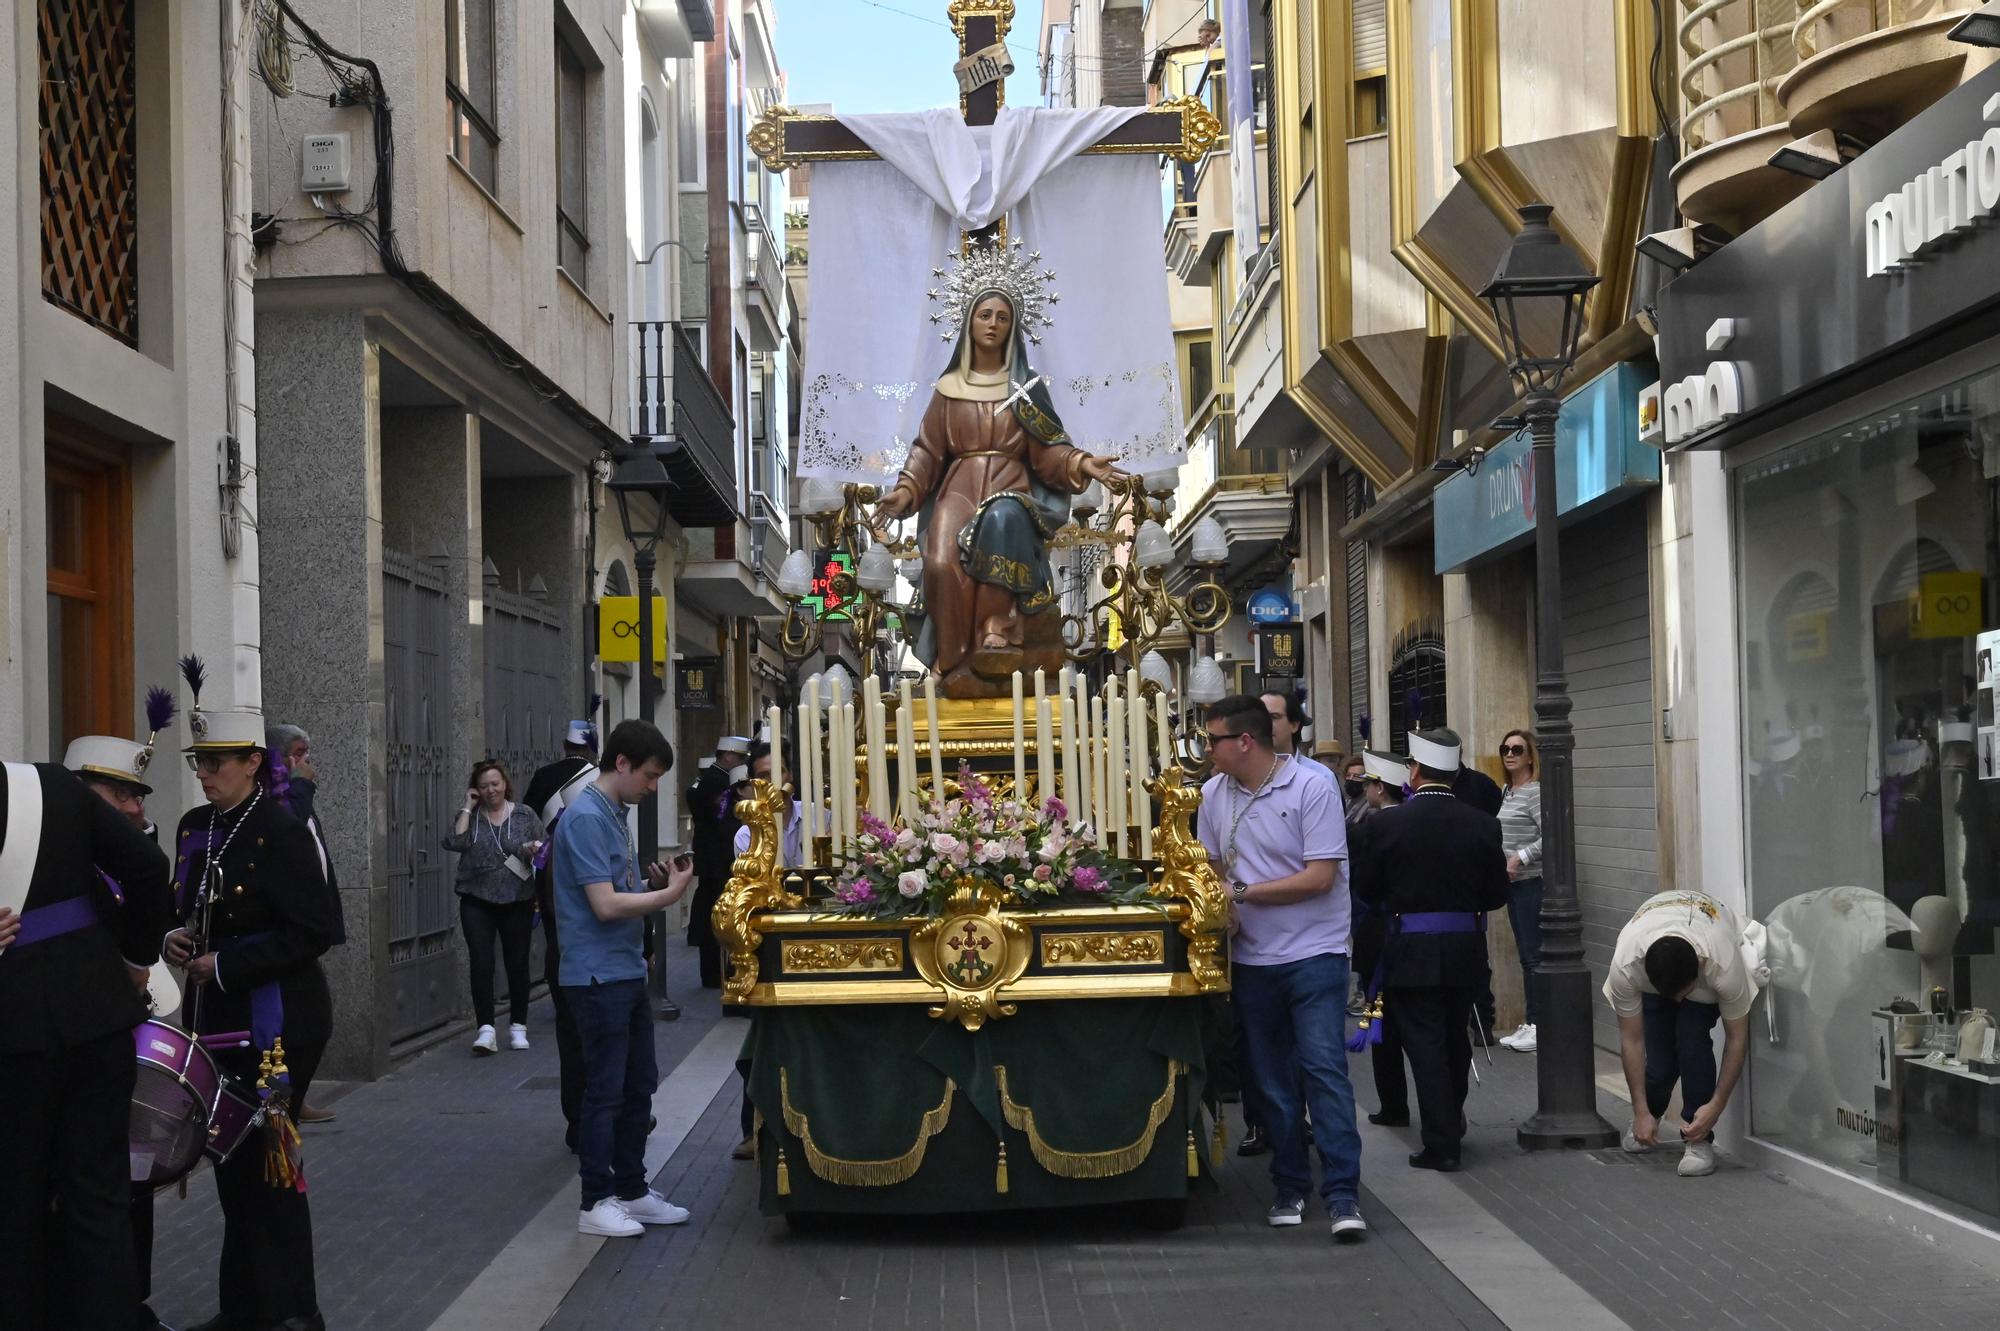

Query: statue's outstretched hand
[875,485,916,521]
[1081,454,1125,486]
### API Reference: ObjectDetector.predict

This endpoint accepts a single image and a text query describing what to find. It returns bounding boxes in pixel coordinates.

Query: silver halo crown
[926,237,1059,345]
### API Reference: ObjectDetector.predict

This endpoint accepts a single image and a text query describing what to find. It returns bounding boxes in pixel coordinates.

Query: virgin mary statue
[875,284,1122,690]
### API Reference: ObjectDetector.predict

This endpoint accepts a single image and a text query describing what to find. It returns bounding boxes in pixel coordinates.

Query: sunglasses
[1499,743,1528,757]
[1205,730,1252,747]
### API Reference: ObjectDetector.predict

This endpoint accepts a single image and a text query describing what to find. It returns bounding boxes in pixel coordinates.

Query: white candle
[1107,678,1126,858]
[1058,667,1079,828]
[842,701,859,842]
[764,699,780,867]
[863,675,887,820]
[1074,670,1094,833]
[924,674,944,812]
[827,699,843,849]
[1090,694,1108,850]
[1034,668,1054,811]
[897,677,916,823]
[803,676,822,845]
[1011,670,1027,804]
[1155,689,1173,781]
[1129,669,1152,859]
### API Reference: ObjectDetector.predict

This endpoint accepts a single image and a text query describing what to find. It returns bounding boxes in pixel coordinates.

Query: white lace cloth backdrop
[797,107,1186,482]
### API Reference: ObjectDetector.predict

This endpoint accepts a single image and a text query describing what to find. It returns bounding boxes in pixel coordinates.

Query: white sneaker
[616,1189,691,1226]
[1508,1024,1537,1053]
[1498,1023,1531,1049]
[471,1024,497,1056]
[578,1197,644,1237]
[1678,1140,1718,1177]
[509,1023,530,1050]
[1621,1124,1653,1154]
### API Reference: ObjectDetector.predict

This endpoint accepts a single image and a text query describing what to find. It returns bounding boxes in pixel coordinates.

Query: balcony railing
[1677,0,1798,154]
[1791,0,1976,61]
[630,320,738,527]
[743,203,787,315]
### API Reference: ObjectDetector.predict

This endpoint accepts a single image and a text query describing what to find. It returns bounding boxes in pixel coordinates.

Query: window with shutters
[1351,0,1388,132]
[1344,471,1374,748]
[40,0,139,344]
[555,31,589,279]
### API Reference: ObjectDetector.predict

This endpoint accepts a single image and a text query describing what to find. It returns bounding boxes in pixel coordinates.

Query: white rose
[897,869,929,899]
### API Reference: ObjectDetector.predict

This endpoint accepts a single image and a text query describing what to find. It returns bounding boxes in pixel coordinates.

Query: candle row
[794,666,1177,863]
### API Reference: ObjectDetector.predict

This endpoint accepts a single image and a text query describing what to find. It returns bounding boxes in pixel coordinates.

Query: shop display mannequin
[1909,894,1962,1005]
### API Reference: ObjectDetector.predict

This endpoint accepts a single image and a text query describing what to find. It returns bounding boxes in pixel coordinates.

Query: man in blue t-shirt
[551,719,694,1238]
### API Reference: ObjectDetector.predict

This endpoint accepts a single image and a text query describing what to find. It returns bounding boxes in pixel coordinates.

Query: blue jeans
[1507,876,1544,1025]
[1641,990,1720,1126]
[565,979,657,1208]
[1233,953,1363,1209]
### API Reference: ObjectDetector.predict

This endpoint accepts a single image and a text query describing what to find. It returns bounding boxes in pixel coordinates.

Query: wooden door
[44,419,133,755]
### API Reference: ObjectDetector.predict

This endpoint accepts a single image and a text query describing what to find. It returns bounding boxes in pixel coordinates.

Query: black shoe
[1368,1110,1410,1127]
[658,999,682,1021]
[1237,1125,1271,1157]
[1407,1150,1461,1172]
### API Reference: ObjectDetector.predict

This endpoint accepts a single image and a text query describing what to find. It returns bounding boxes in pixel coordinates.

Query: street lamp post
[1480,203,1618,1150]
[608,443,683,1021]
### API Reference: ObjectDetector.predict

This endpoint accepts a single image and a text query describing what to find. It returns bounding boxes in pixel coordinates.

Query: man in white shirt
[1602,890,1757,1177]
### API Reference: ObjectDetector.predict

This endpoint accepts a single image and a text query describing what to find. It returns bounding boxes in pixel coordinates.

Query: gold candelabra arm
[715,779,805,1004]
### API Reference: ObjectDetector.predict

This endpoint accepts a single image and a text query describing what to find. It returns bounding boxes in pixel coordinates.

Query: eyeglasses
[185,753,250,774]
[1499,744,1528,757]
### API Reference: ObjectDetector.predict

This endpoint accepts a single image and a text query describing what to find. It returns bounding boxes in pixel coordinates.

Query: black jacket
[1452,765,1503,816]
[283,777,346,947]
[1351,788,1511,989]
[524,756,594,827]
[0,763,174,1053]
[173,791,338,1047]
[686,765,738,880]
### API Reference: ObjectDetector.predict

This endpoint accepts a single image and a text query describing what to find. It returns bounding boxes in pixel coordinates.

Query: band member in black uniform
[0,755,173,1331]
[166,676,338,1331]
[65,719,180,1331]
[1348,750,1411,1129]
[1351,728,1511,1172]
[685,736,750,990]
[526,720,603,1151]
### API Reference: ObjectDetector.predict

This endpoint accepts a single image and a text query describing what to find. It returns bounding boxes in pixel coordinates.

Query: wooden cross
[747,0,1218,176]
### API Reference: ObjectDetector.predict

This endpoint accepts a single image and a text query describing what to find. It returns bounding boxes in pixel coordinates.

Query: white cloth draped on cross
[797,106,1187,483]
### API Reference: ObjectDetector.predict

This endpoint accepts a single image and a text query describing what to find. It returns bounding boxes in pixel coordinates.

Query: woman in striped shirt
[1496,730,1543,1053]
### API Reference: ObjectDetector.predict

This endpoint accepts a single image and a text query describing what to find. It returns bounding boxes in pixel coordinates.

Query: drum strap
[540,762,597,828]
[0,762,46,958]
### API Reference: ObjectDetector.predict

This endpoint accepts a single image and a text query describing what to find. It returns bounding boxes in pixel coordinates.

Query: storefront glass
[1735,363,2000,1215]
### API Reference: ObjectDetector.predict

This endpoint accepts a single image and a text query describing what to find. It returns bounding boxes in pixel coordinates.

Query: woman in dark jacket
[445,759,545,1054]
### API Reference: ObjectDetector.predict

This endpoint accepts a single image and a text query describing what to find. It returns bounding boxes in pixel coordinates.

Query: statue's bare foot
[981,632,1009,650]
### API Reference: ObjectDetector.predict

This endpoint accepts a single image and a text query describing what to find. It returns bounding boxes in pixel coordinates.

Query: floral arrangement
[829,764,1148,918]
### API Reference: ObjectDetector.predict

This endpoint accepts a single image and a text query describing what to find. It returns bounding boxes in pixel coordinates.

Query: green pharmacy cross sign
[804,551,853,622]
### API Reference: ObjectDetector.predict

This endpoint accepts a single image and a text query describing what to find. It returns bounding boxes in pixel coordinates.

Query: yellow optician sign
[597,596,667,663]
[1911,572,1982,641]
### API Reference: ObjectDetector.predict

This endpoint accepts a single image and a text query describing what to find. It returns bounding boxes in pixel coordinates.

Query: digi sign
[802,551,853,622]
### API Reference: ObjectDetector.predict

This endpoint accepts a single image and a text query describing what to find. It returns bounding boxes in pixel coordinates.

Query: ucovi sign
[1865,93,2000,277]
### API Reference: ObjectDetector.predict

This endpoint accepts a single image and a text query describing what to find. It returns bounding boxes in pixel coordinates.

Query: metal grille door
[384,549,456,1041]
[483,577,566,1002]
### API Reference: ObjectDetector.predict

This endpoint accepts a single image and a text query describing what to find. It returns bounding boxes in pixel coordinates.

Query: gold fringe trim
[994,1059,1184,1179]
[779,1067,956,1188]
[995,1140,1010,1194]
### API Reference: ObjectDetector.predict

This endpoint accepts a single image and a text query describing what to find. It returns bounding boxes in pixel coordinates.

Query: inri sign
[1865,93,2000,278]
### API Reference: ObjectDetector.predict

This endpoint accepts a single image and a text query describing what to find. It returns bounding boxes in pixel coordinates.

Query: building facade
[3,0,262,806]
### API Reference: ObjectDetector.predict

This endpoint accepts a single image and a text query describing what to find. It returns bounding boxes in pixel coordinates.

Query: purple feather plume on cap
[145,686,177,738]
[178,654,207,704]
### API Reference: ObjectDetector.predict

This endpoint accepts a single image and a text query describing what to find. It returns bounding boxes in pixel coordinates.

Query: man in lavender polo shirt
[1198,695,1366,1242]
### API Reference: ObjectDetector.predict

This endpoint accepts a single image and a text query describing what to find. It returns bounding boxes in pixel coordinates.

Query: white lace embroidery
[799,370,925,482]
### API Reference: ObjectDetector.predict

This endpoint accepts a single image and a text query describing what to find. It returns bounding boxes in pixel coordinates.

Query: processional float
[715,1,1234,1222]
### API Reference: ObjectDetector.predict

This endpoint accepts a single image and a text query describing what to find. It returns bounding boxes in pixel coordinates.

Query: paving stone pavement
[147,946,721,1331]
[1351,1043,2000,1331]
[545,1084,1507,1331]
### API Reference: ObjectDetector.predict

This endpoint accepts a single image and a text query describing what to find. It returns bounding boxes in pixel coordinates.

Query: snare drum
[129,1019,261,1186]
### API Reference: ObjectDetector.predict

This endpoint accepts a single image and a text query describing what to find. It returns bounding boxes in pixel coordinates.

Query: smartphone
[671,853,693,872]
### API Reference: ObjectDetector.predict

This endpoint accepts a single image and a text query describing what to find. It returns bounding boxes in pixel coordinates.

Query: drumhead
[131,1061,208,1187]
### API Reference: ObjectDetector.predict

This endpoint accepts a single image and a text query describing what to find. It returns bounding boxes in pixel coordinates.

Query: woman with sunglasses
[446,759,547,1055]
[1495,730,1543,1053]
[165,697,337,1331]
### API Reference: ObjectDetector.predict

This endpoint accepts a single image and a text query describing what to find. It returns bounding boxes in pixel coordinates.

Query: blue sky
[774,0,1045,114]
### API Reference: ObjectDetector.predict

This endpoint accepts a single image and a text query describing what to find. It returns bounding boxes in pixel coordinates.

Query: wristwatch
[1231,879,1248,900]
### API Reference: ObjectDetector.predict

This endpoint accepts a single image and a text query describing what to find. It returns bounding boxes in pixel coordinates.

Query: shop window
[45,420,133,756]
[1386,621,1445,756]
[1734,365,2000,1217]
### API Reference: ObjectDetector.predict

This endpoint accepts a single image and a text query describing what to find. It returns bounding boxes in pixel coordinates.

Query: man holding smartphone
[551,720,696,1237]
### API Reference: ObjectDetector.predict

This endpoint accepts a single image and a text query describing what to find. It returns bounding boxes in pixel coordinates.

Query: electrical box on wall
[300,134,351,193]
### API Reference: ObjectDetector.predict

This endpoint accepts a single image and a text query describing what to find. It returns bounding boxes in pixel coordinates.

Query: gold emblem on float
[910,880,1033,1031]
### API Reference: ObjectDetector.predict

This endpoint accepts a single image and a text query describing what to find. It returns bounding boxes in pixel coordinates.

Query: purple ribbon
[13,896,100,947]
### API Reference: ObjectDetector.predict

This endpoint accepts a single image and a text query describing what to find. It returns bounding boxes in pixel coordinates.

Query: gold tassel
[776,1144,792,1197]
[1186,1130,1199,1178]
[1210,1115,1226,1168]
[995,1140,1010,1195]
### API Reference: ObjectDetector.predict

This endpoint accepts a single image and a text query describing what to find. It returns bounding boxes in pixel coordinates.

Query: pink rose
[897,869,930,899]
[930,832,961,859]
[1033,864,1053,882]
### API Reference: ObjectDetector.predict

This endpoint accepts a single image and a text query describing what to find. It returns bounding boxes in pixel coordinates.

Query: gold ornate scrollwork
[715,780,805,1003]
[1041,931,1166,967]
[1148,768,1230,992]
[748,105,800,172]
[946,0,1016,38]
[908,878,1035,1031]
[781,938,906,974]
[1159,94,1223,164]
